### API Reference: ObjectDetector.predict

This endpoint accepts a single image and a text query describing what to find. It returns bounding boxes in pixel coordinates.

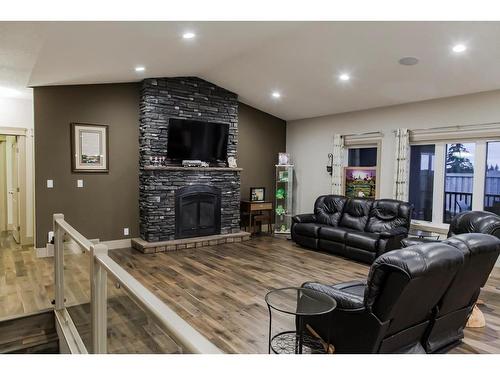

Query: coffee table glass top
[408,229,440,239]
[265,287,337,316]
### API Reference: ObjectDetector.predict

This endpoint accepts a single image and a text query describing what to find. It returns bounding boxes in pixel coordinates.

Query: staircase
[0,310,59,354]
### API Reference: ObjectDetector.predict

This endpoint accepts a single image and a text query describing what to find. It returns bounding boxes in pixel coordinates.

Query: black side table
[265,287,337,354]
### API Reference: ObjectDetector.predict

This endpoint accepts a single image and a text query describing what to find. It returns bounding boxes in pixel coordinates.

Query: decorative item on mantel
[275,153,294,236]
[149,156,166,167]
[228,156,237,168]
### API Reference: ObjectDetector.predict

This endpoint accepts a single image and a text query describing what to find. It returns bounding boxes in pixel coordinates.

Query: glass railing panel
[106,273,182,354]
[63,241,92,352]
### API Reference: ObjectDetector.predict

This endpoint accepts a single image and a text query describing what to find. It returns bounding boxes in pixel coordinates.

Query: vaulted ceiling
[2,21,500,120]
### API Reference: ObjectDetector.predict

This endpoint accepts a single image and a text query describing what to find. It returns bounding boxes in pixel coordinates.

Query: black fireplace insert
[175,185,221,239]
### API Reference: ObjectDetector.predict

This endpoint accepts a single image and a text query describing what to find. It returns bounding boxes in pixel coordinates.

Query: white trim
[410,122,500,143]
[100,238,131,250]
[0,127,27,136]
[55,309,88,354]
[432,143,446,224]
[473,141,487,211]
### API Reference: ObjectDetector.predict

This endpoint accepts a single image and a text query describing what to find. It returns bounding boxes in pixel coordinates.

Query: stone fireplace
[137,77,242,246]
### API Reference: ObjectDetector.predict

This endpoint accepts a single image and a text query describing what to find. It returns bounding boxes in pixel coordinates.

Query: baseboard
[36,244,53,258]
[100,238,131,250]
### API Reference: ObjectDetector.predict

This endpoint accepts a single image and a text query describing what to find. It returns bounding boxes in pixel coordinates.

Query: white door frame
[0,127,32,245]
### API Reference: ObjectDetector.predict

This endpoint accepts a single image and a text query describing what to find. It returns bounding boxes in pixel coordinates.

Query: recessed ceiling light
[271,91,281,98]
[399,57,419,66]
[135,66,145,72]
[338,73,350,81]
[0,86,21,98]
[452,44,467,53]
[182,32,196,39]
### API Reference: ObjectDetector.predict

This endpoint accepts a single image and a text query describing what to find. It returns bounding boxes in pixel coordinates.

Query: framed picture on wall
[71,123,109,173]
[250,187,266,202]
[344,167,377,198]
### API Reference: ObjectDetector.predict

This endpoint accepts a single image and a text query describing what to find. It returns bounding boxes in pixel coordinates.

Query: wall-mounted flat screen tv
[166,118,229,162]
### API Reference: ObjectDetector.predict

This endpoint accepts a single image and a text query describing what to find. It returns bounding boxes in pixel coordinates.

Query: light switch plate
[47,179,54,188]
[124,228,129,236]
[77,179,84,188]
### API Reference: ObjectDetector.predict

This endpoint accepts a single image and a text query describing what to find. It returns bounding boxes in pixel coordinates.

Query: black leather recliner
[402,210,500,247]
[292,195,412,264]
[424,233,500,353]
[300,233,500,354]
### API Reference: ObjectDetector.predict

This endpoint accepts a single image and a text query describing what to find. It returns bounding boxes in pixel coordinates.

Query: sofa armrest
[292,213,316,224]
[378,227,408,238]
[302,282,365,310]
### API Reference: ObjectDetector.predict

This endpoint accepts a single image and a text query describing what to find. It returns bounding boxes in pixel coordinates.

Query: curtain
[393,128,410,201]
[331,134,344,195]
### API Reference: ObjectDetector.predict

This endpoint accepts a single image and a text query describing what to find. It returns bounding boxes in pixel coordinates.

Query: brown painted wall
[34,84,286,247]
[34,83,140,247]
[237,102,287,201]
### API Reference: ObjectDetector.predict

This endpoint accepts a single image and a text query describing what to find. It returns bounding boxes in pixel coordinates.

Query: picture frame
[250,187,266,202]
[71,123,109,173]
[344,166,377,198]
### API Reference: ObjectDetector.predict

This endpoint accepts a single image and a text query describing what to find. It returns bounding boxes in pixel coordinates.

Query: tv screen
[166,118,229,162]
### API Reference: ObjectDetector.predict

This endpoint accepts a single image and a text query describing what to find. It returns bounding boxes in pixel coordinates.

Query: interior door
[10,138,20,243]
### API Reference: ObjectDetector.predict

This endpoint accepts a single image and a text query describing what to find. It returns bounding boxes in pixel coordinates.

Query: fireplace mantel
[143,166,243,172]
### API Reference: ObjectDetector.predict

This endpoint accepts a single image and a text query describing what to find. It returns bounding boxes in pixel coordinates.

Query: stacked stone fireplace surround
[134,77,248,253]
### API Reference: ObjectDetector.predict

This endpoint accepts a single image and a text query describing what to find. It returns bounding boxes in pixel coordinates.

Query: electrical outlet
[47,179,54,188]
[77,179,84,188]
[124,228,129,236]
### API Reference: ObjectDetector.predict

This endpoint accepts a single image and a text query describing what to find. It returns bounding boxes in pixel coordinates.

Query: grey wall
[34,83,286,247]
[238,102,287,201]
[34,83,140,247]
[287,89,500,214]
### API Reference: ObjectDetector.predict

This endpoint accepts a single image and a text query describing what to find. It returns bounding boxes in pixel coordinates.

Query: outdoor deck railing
[53,213,222,354]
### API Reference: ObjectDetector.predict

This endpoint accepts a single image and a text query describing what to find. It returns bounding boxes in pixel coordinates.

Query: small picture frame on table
[250,187,266,202]
[71,123,109,173]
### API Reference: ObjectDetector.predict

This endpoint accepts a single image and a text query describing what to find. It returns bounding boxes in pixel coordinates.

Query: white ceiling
[2,21,500,120]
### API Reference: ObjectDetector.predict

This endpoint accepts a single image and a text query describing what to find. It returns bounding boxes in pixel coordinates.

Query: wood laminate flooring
[1,231,500,354]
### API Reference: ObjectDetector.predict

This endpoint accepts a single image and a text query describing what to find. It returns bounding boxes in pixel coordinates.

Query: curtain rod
[393,121,500,135]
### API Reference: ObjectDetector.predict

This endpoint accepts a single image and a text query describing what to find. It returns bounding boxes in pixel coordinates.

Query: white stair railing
[53,213,222,354]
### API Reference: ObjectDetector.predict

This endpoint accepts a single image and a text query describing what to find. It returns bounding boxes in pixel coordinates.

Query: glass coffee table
[408,229,440,240]
[265,287,337,354]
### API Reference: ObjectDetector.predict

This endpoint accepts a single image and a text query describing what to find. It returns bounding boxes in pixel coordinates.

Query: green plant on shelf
[275,205,286,216]
[276,187,286,200]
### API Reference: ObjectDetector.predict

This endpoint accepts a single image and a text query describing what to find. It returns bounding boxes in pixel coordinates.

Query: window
[484,141,500,215]
[409,145,435,221]
[348,147,377,167]
[443,143,475,223]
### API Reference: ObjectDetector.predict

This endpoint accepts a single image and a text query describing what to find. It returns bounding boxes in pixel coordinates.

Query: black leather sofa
[292,195,412,263]
[300,233,500,353]
[402,210,500,247]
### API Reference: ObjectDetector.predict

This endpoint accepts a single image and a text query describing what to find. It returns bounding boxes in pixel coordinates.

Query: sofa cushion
[345,232,380,252]
[366,199,411,233]
[314,195,347,226]
[319,226,355,242]
[293,223,325,238]
[339,198,373,231]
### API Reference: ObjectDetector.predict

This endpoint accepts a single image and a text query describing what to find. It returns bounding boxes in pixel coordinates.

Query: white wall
[0,97,34,128]
[287,89,500,214]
